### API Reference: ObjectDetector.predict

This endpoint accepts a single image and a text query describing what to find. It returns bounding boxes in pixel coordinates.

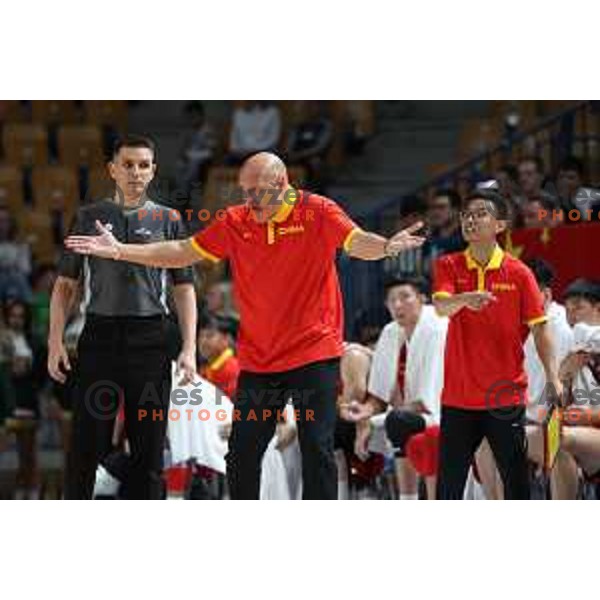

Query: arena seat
[57,125,104,166]
[457,118,503,160]
[17,210,59,262]
[83,101,128,129]
[32,166,78,221]
[31,101,79,125]
[0,165,24,213]
[2,123,48,166]
[0,100,26,123]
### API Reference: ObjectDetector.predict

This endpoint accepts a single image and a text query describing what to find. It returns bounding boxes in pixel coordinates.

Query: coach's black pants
[436,405,530,500]
[65,316,171,500]
[226,358,339,500]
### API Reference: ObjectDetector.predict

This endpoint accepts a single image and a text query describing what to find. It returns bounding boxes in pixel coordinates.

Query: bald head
[239,152,290,222]
[240,152,288,187]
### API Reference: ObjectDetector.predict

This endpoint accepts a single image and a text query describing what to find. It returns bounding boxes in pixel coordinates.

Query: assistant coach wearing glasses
[49,135,197,500]
[65,151,424,500]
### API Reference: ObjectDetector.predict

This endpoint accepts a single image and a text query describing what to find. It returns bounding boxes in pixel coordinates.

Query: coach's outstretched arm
[65,220,201,268]
[345,221,426,260]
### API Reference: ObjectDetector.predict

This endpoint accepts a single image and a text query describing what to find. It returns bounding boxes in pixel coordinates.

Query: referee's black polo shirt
[58,198,194,316]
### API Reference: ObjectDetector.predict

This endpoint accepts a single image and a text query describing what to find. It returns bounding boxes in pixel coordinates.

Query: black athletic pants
[436,405,530,500]
[226,358,339,500]
[65,316,171,500]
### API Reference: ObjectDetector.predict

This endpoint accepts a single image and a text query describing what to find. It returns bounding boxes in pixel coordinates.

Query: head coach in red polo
[65,152,424,499]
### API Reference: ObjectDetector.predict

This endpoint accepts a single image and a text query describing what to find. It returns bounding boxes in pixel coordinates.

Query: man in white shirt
[350,275,448,499]
[228,101,281,163]
[528,279,600,498]
[524,259,574,422]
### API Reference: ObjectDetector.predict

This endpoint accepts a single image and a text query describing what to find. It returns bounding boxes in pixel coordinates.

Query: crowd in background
[0,100,598,498]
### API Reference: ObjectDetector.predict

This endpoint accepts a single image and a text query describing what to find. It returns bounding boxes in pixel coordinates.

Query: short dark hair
[200,315,235,337]
[432,188,462,210]
[563,279,600,304]
[2,298,32,336]
[526,258,555,290]
[384,274,430,298]
[519,156,545,175]
[528,192,559,212]
[112,134,157,162]
[399,195,426,218]
[463,189,510,220]
[498,164,518,182]
[558,155,584,177]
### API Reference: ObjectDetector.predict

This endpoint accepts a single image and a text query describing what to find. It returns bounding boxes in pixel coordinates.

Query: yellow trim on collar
[266,187,299,245]
[271,187,299,224]
[464,245,505,271]
[189,237,221,263]
[464,245,505,291]
[208,347,234,372]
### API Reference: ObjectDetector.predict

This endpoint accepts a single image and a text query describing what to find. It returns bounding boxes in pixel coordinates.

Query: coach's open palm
[65,220,121,260]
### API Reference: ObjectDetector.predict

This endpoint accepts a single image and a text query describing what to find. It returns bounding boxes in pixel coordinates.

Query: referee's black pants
[65,316,171,500]
[226,358,339,500]
[436,405,530,500]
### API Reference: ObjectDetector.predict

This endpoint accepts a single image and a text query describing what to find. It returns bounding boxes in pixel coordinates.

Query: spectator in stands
[227,101,281,164]
[3,300,39,499]
[518,156,547,201]
[422,189,465,272]
[176,101,217,193]
[344,101,372,156]
[286,100,333,191]
[30,264,57,343]
[0,318,13,453]
[496,164,520,200]
[556,155,600,221]
[0,207,32,303]
[522,193,560,229]
[495,164,524,223]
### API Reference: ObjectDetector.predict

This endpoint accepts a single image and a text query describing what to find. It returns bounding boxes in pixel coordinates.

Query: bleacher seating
[57,125,104,167]
[32,166,78,221]
[83,100,128,129]
[2,123,48,166]
[31,101,79,125]
[0,165,23,213]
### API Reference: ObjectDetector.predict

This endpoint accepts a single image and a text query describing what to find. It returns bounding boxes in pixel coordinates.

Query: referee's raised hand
[65,220,122,260]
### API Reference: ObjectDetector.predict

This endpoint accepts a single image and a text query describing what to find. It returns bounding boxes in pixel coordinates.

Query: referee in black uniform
[48,135,197,500]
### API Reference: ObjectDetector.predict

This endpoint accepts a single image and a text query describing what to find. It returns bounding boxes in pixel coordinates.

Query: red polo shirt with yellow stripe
[200,348,240,399]
[190,189,360,373]
[432,245,547,410]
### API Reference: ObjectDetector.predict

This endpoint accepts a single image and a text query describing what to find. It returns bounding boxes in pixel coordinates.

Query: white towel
[167,365,233,473]
[368,305,448,424]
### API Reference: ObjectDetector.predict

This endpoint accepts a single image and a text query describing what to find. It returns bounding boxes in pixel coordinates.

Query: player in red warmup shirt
[198,316,240,401]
